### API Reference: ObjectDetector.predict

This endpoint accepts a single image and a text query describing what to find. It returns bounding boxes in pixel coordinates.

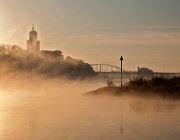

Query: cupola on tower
[27,27,40,53]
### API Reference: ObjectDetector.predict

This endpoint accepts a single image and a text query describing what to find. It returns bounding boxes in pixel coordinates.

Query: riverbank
[87,77,180,99]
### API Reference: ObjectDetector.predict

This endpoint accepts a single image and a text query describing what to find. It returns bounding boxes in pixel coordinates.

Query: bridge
[91,64,128,73]
[91,64,180,81]
[91,64,132,85]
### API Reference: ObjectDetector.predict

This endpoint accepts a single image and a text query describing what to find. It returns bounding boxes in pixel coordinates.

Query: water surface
[0,80,180,140]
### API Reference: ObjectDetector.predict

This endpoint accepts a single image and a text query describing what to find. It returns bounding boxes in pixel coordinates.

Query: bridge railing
[91,64,128,73]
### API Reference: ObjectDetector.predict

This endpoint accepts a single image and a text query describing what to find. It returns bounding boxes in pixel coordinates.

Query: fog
[0,72,180,140]
[0,48,180,139]
[0,46,95,80]
[0,46,179,139]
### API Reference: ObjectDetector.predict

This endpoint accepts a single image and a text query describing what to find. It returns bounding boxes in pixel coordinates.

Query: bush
[107,81,115,88]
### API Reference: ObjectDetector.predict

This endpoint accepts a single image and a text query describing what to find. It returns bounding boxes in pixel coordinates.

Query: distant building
[41,50,64,59]
[27,27,40,54]
[138,67,154,79]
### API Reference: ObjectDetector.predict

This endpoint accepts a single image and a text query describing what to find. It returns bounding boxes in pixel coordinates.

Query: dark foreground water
[0,80,180,140]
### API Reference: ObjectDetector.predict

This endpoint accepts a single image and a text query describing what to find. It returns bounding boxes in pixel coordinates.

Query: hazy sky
[0,0,180,72]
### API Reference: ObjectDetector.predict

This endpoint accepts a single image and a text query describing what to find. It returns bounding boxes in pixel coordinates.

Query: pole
[120,56,123,87]
[120,103,123,135]
[138,67,140,78]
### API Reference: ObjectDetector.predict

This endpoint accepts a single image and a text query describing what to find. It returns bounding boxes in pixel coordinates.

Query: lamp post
[120,56,123,87]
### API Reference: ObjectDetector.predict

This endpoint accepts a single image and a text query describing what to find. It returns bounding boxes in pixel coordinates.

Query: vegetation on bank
[88,77,180,99]
[0,45,95,79]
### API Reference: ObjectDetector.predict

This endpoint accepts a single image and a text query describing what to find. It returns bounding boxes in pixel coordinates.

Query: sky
[0,0,180,72]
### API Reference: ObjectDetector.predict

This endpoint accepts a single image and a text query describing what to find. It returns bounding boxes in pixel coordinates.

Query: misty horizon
[0,1,180,140]
[0,0,180,72]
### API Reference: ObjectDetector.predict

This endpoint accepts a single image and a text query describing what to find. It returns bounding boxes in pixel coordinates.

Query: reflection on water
[0,81,180,140]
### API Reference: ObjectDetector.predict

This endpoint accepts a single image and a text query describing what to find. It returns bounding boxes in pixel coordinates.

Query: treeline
[128,77,180,96]
[0,44,23,55]
[0,45,95,79]
[88,77,180,99]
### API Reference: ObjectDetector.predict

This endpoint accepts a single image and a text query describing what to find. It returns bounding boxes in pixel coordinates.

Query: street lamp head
[120,56,123,61]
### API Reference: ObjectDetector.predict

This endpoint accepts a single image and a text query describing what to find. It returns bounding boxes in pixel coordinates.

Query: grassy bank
[87,77,180,99]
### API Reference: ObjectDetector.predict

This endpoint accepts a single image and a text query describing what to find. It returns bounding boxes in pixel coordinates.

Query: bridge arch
[91,64,128,73]
[91,64,131,85]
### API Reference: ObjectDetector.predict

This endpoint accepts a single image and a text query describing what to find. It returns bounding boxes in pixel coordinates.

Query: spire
[29,25,38,41]
[27,25,40,53]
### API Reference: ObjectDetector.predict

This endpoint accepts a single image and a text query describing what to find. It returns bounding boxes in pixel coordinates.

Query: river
[0,79,180,140]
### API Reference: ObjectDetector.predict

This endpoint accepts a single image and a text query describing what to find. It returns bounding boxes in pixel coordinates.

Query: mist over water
[0,75,180,140]
[1,0,180,139]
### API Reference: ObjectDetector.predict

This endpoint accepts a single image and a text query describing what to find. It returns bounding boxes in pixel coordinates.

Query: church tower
[27,27,40,53]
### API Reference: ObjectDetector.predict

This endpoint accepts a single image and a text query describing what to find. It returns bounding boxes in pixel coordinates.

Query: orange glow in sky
[0,0,180,72]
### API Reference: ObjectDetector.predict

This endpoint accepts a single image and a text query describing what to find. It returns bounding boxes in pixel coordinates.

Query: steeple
[29,26,38,41]
[27,26,40,54]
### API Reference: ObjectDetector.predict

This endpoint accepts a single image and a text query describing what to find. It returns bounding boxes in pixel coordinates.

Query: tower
[27,27,40,54]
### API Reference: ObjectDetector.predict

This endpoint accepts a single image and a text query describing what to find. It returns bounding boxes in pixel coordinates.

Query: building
[138,67,154,79]
[27,27,40,54]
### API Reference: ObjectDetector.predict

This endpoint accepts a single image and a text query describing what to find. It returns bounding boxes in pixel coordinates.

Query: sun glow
[0,7,5,40]
[0,15,2,34]
[0,89,9,102]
